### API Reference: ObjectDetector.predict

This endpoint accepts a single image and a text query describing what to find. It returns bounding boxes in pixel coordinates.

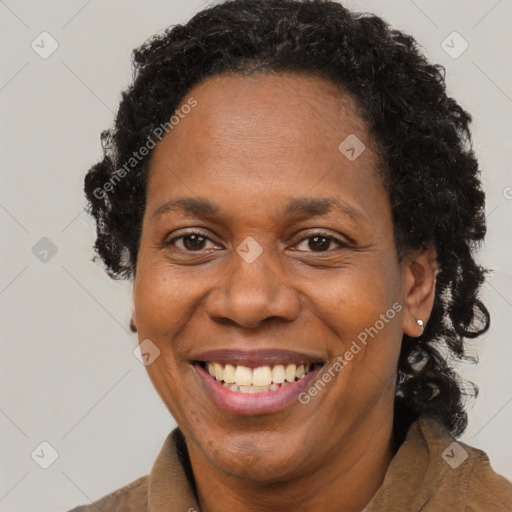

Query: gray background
[0,1,510,510]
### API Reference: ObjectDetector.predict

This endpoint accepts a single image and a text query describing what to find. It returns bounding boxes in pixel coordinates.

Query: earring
[416,318,424,335]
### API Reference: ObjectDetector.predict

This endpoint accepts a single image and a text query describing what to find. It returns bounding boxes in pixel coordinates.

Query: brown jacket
[68,417,512,511]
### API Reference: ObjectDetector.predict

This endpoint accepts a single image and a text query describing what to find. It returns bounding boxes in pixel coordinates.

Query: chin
[202,428,311,483]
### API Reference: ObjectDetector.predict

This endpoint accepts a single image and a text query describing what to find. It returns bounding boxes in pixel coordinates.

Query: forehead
[155,71,370,158]
[146,71,384,221]
[189,70,367,129]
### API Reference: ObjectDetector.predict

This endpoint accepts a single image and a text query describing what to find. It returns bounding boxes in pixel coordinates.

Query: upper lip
[192,348,325,367]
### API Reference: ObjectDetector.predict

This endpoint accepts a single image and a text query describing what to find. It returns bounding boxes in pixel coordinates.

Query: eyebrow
[152,196,364,222]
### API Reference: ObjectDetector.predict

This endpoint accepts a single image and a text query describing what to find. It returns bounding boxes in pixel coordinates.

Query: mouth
[192,349,326,415]
[197,361,323,393]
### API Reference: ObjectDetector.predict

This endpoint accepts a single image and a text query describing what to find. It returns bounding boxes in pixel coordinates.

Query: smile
[199,362,321,393]
[193,350,325,415]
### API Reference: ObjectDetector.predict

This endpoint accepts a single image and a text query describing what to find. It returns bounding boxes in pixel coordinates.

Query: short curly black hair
[85,0,489,438]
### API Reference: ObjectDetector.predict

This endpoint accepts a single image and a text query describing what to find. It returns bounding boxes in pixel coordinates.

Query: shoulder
[460,440,512,512]
[66,475,148,512]
[417,417,512,511]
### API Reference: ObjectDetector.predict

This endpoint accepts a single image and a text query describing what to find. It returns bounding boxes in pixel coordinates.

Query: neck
[189,410,395,512]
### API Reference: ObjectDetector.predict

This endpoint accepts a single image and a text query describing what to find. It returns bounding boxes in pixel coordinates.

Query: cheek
[134,254,200,339]
[133,255,201,418]
[318,256,401,333]
[317,255,403,380]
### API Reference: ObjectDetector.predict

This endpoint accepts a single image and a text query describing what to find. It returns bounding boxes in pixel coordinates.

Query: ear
[401,245,438,337]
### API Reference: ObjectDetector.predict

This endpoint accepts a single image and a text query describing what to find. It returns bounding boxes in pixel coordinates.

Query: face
[133,72,410,483]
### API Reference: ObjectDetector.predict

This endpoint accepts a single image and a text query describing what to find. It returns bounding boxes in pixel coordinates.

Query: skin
[132,72,438,512]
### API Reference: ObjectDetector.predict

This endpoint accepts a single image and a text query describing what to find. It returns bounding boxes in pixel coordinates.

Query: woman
[71,0,512,510]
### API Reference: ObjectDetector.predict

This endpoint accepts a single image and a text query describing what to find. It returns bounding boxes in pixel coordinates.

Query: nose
[204,245,301,329]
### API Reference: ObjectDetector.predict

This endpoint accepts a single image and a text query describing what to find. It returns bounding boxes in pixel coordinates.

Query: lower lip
[195,364,323,415]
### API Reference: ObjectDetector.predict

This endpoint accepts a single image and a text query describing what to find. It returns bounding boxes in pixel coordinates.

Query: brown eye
[308,236,332,252]
[181,234,207,251]
[294,231,349,253]
[165,230,217,251]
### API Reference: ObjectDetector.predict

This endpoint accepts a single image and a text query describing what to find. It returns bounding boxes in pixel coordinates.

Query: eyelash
[164,229,349,252]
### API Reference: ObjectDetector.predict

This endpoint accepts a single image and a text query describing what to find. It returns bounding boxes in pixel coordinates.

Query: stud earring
[416,318,424,335]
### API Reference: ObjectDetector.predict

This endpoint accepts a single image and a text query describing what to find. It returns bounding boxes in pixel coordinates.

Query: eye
[164,230,219,251]
[293,231,349,253]
[163,229,350,253]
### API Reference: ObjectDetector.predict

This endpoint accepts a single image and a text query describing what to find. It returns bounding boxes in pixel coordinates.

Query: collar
[362,416,460,511]
[148,428,200,511]
[146,416,458,511]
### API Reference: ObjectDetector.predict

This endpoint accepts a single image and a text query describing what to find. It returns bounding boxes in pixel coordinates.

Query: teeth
[214,362,223,381]
[234,365,252,386]
[285,364,297,382]
[272,365,285,383]
[252,366,272,386]
[223,363,236,384]
[204,361,317,389]
[239,385,269,394]
[239,385,257,394]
